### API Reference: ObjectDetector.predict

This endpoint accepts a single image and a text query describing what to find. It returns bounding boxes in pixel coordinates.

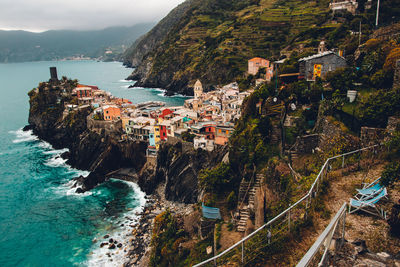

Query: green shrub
[381,162,400,187]
[226,191,237,210]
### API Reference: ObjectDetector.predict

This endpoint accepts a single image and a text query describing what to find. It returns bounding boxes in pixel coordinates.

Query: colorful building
[215,126,234,146]
[248,57,274,82]
[103,105,121,121]
[75,87,93,105]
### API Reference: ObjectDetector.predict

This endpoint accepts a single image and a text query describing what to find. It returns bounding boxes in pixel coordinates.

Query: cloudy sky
[0,0,186,32]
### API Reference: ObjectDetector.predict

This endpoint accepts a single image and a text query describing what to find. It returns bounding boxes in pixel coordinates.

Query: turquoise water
[0,61,185,266]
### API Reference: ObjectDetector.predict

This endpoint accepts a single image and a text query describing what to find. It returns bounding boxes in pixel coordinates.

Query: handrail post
[342,155,345,168]
[341,209,346,244]
[241,241,244,264]
[288,206,291,232]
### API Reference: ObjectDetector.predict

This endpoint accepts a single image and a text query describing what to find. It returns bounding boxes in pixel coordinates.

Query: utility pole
[359,21,362,46]
[376,0,381,27]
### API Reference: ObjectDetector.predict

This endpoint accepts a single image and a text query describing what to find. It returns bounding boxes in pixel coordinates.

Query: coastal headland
[25,73,228,265]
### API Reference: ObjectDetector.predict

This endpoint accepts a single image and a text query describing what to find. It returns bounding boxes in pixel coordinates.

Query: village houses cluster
[66,37,348,157]
[70,80,251,155]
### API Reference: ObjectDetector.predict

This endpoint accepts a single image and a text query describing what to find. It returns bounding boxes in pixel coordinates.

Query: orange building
[248,57,274,81]
[215,126,234,146]
[103,105,121,121]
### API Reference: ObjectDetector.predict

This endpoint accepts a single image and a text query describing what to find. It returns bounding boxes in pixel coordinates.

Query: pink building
[248,57,274,82]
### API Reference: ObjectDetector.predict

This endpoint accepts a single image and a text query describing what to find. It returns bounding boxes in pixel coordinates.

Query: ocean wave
[44,154,68,168]
[120,85,131,89]
[118,79,131,83]
[37,141,53,149]
[88,180,146,267]
[50,179,93,198]
[9,128,39,143]
[43,148,69,155]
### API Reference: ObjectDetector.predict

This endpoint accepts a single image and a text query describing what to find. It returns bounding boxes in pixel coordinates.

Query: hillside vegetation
[124,0,399,95]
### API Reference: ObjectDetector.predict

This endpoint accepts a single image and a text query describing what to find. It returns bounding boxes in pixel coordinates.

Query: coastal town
[70,79,247,154]
[60,40,348,158]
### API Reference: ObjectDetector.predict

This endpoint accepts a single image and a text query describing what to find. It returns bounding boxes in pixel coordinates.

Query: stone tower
[50,67,58,82]
[318,41,327,54]
[194,80,203,99]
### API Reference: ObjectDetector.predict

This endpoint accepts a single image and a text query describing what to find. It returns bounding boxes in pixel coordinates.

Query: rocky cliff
[26,79,227,202]
[123,0,195,68]
[27,80,147,193]
[138,138,228,204]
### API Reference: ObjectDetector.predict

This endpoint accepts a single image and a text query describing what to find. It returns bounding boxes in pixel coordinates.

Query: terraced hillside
[125,0,337,94]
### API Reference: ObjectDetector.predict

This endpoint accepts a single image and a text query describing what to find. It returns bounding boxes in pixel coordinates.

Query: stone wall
[87,116,122,137]
[360,127,386,146]
[300,53,347,80]
[387,116,400,135]
[292,134,320,154]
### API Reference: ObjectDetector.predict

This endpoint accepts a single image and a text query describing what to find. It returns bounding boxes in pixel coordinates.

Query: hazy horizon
[0,0,185,32]
[0,23,155,33]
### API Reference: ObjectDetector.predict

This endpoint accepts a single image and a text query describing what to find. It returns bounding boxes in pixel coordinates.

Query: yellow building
[154,125,161,150]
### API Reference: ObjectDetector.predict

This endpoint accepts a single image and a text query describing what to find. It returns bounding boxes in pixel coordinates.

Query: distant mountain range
[0,23,155,63]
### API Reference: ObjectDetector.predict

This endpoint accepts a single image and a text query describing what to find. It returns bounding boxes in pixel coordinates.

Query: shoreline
[19,127,154,266]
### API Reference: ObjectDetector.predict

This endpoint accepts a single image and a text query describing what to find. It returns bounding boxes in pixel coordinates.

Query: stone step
[237,226,246,232]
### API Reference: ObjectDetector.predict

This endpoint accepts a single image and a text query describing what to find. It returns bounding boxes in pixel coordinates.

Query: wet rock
[117,243,123,248]
[100,242,108,248]
[108,243,116,249]
[104,234,110,239]
[109,238,114,243]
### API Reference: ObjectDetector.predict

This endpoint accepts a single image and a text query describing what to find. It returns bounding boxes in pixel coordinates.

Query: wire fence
[193,144,381,267]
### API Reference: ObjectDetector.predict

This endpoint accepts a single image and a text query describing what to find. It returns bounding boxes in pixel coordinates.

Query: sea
[0,60,186,266]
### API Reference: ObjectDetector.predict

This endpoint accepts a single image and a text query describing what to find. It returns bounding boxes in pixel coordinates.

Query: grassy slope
[145,0,332,90]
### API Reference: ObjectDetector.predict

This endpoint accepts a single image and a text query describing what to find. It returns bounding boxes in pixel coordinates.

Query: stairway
[270,124,281,144]
[290,151,299,160]
[237,174,263,232]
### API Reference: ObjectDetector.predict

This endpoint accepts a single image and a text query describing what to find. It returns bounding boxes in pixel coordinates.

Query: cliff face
[27,81,147,193]
[138,138,228,204]
[123,0,335,95]
[123,0,195,68]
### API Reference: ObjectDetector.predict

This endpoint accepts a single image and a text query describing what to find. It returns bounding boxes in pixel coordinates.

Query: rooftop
[299,51,344,61]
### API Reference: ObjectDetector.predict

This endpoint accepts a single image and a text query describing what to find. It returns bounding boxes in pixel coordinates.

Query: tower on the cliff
[194,80,203,99]
[50,67,58,82]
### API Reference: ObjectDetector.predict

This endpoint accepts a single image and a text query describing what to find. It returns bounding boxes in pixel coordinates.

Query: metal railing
[193,144,380,267]
[297,203,347,267]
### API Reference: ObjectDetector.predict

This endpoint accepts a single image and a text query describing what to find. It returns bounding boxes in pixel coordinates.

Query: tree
[384,47,400,71]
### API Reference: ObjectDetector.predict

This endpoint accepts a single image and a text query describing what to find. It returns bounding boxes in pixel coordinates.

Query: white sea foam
[10,128,39,143]
[51,173,93,197]
[37,141,52,149]
[44,155,68,167]
[119,79,131,83]
[88,181,146,267]
[43,148,69,155]
[120,85,131,89]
